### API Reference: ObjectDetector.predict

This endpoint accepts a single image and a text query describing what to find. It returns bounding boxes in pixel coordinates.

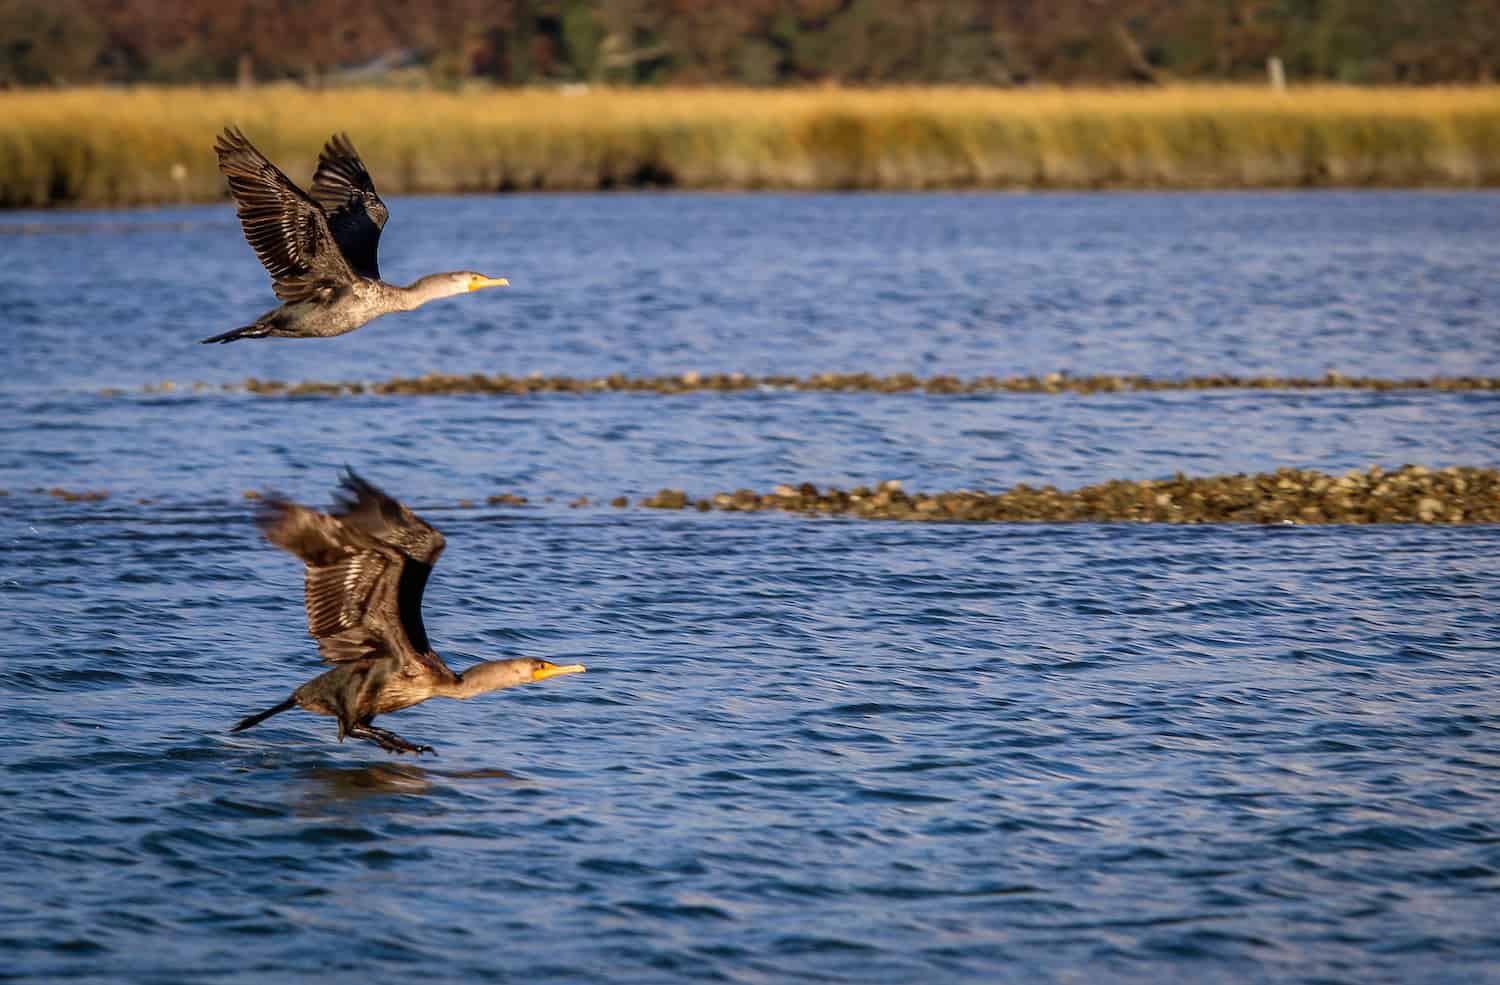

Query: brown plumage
[231,469,584,755]
[204,127,508,343]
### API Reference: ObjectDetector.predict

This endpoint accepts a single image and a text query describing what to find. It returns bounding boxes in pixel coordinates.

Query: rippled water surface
[2,191,1498,984]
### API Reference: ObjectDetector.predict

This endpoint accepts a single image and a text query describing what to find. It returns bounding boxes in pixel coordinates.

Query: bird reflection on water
[296,762,525,801]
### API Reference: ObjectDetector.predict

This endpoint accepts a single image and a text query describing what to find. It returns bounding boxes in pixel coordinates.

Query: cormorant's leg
[369,725,435,756]
[348,723,435,756]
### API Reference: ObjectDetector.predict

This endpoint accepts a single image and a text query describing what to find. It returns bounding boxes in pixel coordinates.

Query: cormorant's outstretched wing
[215,127,356,304]
[310,133,388,281]
[257,470,451,683]
[328,469,445,566]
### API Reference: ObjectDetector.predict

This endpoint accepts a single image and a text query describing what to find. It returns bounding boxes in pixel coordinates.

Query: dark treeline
[2,0,1496,87]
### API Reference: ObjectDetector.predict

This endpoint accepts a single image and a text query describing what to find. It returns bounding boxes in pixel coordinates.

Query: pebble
[642,489,690,509]
[44,487,110,502]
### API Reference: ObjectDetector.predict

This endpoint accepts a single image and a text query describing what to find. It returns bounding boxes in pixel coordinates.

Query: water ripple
[2,194,1498,984]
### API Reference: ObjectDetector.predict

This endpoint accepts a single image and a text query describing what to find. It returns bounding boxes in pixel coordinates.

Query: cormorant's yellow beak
[532,662,585,682]
[468,275,509,292]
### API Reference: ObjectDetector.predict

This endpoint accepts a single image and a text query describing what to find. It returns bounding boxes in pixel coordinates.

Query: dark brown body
[294,661,437,739]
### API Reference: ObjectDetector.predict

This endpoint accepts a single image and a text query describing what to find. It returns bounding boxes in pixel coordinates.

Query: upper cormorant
[203,128,508,343]
[231,470,583,754]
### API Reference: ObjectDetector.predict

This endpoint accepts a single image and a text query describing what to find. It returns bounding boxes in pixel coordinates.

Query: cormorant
[203,128,507,343]
[231,470,582,754]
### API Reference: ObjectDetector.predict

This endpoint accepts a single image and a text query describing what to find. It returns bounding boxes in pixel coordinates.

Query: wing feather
[257,480,452,684]
[310,132,388,280]
[330,469,446,566]
[215,127,357,303]
[304,554,385,637]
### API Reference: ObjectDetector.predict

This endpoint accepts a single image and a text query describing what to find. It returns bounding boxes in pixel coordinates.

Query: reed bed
[4,85,1500,206]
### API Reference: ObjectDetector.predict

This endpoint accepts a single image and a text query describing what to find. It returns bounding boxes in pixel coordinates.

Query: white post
[1268,56,1286,92]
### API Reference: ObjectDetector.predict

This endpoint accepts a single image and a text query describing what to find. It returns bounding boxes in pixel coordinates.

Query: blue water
[1,191,1498,984]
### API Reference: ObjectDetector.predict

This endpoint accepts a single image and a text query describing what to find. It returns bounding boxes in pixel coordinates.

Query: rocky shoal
[127,371,1500,399]
[636,465,1500,524]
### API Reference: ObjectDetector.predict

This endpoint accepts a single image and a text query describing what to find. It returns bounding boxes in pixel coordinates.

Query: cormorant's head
[412,271,509,303]
[451,657,585,698]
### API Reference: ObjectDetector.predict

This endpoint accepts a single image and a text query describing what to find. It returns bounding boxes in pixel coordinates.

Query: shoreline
[3,183,1497,218]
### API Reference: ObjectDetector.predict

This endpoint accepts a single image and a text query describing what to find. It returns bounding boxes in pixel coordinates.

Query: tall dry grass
[3,85,1499,207]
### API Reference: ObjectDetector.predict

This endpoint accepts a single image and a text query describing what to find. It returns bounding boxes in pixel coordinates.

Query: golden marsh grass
[3,85,1500,206]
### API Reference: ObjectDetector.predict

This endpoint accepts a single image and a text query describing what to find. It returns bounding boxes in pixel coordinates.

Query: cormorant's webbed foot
[349,723,436,756]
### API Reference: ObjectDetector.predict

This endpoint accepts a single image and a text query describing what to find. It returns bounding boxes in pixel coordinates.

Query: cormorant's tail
[231,695,297,732]
[201,322,270,344]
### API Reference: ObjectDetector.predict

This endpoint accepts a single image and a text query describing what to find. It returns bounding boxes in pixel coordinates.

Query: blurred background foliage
[2,0,1496,89]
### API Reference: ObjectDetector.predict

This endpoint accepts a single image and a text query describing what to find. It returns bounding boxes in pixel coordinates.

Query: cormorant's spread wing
[258,500,395,663]
[257,472,451,682]
[215,127,356,304]
[310,133,388,281]
[329,469,446,567]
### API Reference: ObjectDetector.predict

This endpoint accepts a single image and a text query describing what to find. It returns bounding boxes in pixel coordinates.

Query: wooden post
[1267,56,1286,92]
